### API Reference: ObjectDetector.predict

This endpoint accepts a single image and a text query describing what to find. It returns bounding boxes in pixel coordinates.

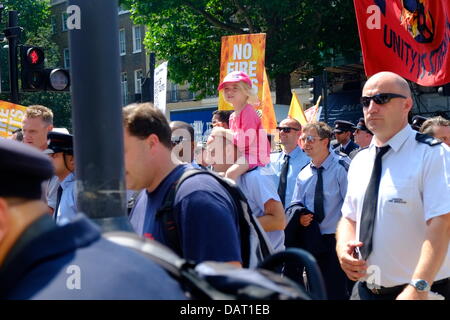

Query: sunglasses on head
[360,93,407,107]
[276,126,300,133]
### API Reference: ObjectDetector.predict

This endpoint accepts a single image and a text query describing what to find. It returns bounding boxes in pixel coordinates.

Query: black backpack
[154,168,273,269]
[104,231,326,300]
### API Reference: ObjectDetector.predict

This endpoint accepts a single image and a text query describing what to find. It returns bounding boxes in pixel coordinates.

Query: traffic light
[21,46,46,90]
[20,45,70,92]
[308,75,323,105]
[438,83,450,96]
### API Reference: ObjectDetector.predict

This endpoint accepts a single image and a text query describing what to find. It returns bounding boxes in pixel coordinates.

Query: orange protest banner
[0,100,27,138]
[218,33,266,110]
[260,68,277,132]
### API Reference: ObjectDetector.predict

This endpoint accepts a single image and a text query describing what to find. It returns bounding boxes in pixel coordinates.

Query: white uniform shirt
[267,146,310,207]
[237,167,285,252]
[42,175,60,210]
[55,172,78,226]
[342,125,450,287]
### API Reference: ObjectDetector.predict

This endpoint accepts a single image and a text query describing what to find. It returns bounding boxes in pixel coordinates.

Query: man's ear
[67,154,76,171]
[0,198,11,242]
[145,133,159,148]
[47,124,54,133]
[404,97,414,113]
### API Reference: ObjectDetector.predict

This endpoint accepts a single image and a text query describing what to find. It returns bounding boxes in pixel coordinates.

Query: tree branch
[231,0,255,33]
[182,0,244,34]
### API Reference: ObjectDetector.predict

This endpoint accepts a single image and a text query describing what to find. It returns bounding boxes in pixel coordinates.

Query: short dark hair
[12,128,23,142]
[212,110,232,126]
[122,103,172,149]
[170,121,194,142]
[303,122,333,148]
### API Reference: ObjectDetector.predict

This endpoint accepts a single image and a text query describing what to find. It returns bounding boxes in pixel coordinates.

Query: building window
[61,12,69,32]
[171,84,178,102]
[121,73,128,106]
[63,48,70,69]
[119,29,126,56]
[132,26,142,53]
[51,16,57,34]
[134,70,143,94]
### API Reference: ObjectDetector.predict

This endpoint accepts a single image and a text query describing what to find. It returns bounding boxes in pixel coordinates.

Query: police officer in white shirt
[45,132,78,225]
[336,71,450,300]
[268,118,310,208]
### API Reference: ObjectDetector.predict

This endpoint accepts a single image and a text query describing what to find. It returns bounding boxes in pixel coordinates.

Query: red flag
[353,0,450,86]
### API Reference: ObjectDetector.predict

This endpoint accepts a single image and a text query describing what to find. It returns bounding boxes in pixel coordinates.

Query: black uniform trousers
[284,211,350,300]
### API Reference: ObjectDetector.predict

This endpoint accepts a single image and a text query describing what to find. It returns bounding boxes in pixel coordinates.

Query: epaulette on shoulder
[349,146,368,160]
[338,159,350,172]
[415,133,442,146]
[333,149,347,157]
[355,146,368,154]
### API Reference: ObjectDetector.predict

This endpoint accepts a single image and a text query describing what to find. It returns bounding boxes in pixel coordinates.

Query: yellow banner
[0,100,27,138]
[260,68,277,132]
[219,33,266,110]
[288,91,307,126]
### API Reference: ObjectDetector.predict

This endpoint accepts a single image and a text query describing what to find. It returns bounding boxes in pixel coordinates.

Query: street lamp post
[68,0,132,232]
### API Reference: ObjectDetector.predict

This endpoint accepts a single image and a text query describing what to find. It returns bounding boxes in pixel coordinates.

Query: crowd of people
[0,70,449,300]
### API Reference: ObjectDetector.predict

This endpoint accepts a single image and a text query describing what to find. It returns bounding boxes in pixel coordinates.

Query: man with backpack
[206,127,286,252]
[123,103,242,266]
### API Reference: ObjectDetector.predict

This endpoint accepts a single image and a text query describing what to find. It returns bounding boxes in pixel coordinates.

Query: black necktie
[359,145,391,260]
[314,167,325,223]
[54,185,63,221]
[277,154,290,207]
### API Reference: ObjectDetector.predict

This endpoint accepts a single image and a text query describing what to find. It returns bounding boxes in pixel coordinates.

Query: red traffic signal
[26,47,45,65]
[21,46,45,91]
[20,45,70,92]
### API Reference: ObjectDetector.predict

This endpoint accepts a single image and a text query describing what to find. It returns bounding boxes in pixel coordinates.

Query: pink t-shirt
[229,104,271,168]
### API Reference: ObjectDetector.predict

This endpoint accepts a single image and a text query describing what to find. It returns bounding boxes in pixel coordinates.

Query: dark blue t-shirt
[130,164,242,264]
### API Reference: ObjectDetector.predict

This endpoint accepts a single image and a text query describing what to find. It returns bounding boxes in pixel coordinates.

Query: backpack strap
[155,169,225,259]
[156,168,271,268]
[155,177,184,257]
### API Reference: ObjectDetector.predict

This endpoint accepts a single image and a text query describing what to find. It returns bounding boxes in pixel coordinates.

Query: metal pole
[4,11,20,104]
[322,69,328,124]
[141,52,155,103]
[68,0,132,232]
[149,52,155,102]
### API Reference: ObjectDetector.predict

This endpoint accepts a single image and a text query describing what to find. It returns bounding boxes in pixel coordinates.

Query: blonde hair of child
[235,81,260,106]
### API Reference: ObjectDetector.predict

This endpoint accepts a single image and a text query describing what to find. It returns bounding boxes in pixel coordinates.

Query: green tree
[0,0,72,130]
[122,0,360,104]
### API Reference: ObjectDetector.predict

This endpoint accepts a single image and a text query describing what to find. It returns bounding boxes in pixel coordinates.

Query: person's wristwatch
[409,279,431,292]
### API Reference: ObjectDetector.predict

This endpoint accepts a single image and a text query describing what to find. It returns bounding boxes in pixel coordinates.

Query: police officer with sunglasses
[267,118,310,208]
[336,71,450,300]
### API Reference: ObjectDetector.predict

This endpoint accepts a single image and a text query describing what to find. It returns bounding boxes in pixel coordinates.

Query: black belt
[363,277,450,295]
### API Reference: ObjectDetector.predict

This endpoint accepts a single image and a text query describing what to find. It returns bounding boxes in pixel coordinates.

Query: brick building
[50,0,149,106]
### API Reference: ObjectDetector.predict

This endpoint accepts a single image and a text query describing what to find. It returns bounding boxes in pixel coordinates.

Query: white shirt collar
[368,124,412,153]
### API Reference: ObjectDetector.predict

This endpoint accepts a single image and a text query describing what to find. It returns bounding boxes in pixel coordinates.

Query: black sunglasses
[360,93,407,107]
[276,126,300,133]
